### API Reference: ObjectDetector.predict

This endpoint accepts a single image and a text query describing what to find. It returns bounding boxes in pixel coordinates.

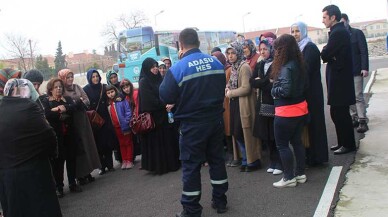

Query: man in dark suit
[341,13,370,133]
[321,5,356,155]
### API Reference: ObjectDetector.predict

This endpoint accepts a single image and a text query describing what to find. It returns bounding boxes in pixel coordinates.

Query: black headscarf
[139,57,162,83]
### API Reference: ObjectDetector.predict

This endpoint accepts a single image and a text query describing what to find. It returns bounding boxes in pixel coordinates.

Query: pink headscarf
[58,69,73,83]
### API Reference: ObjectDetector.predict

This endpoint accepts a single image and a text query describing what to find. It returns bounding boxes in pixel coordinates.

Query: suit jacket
[321,22,356,106]
[349,26,369,76]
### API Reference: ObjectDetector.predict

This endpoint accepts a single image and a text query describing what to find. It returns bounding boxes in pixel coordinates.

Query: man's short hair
[322,5,342,22]
[179,28,200,48]
[341,13,349,22]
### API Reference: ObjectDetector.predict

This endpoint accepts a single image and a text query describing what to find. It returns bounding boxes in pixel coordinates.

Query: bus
[115,26,236,86]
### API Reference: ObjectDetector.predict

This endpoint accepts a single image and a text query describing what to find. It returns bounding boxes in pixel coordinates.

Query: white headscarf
[291,21,312,52]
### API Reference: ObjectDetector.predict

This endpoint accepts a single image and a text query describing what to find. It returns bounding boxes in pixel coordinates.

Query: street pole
[28,39,34,69]
[242,12,251,37]
[154,10,165,29]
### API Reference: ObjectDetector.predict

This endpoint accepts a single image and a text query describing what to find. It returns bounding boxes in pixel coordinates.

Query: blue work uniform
[159,48,228,216]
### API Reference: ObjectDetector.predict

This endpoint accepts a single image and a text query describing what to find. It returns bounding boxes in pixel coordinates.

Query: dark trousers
[52,134,77,189]
[99,149,113,170]
[265,140,282,169]
[330,105,356,149]
[180,119,228,216]
[274,115,306,180]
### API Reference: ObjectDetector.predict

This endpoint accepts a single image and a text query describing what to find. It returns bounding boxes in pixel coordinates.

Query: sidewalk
[334,68,388,216]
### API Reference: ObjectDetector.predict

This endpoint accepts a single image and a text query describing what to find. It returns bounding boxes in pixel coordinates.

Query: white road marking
[313,166,343,217]
[364,70,377,94]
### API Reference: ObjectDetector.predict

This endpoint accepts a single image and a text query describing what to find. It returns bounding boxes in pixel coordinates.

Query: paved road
[58,57,387,217]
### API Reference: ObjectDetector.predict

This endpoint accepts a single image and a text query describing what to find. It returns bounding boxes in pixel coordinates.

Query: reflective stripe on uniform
[182,190,201,196]
[178,69,224,87]
[210,179,228,185]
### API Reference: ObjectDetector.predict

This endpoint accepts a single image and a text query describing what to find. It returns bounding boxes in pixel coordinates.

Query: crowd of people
[0,4,369,217]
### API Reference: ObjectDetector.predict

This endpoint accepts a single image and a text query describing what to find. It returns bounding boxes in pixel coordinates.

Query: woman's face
[291,26,301,42]
[91,72,100,84]
[109,73,118,85]
[150,64,159,75]
[259,43,270,60]
[66,73,74,86]
[51,81,63,98]
[243,46,251,57]
[159,66,167,76]
[122,85,131,95]
[226,49,237,63]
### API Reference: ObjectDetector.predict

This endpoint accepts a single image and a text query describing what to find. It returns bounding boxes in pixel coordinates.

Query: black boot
[357,120,369,133]
[352,118,359,127]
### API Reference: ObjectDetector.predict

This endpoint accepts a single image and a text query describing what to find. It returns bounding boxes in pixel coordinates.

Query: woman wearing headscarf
[58,69,101,184]
[250,37,283,175]
[211,51,238,167]
[225,41,262,172]
[0,68,22,99]
[0,78,62,217]
[243,39,260,71]
[83,69,117,175]
[291,22,328,166]
[138,57,180,175]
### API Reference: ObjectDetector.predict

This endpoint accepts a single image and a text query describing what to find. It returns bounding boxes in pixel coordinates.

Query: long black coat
[0,97,62,217]
[303,42,328,165]
[250,60,275,141]
[321,22,356,106]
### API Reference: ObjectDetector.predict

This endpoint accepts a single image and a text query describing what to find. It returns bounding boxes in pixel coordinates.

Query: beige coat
[227,63,261,164]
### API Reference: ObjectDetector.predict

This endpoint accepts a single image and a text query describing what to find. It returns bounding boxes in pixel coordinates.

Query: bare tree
[117,10,149,29]
[101,21,119,45]
[2,33,37,71]
[101,10,150,50]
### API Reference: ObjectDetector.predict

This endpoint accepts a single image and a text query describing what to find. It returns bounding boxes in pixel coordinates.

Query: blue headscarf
[291,21,312,52]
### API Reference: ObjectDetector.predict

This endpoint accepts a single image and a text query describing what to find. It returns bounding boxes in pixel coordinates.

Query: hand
[58,105,66,113]
[269,79,274,83]
[361,70,369,77]
[255,77,261,80]
[225,87,229,97]
[166,104,175,112]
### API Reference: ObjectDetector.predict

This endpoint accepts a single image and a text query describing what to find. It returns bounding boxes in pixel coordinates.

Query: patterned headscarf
[3,78,36,99]
[226,41,245,90]
[291,22,312,52]
[243,39,257,59]
[0,68,22,96]
[106,70,118,85]
[259,37,275,62]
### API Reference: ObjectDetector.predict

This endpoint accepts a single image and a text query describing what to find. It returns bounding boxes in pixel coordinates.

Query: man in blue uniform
[159,28,228,217]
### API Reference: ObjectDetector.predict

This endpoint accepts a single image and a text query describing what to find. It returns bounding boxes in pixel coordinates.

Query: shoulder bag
[86,84,105,129]
[258,90,275,117]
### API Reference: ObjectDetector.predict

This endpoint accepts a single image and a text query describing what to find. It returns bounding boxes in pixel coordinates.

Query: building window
[376,25,380,29]
[369,26,374,30]
[316,30,320,35]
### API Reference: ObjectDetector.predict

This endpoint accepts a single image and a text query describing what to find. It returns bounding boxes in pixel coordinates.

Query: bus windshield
[116,26,236,86]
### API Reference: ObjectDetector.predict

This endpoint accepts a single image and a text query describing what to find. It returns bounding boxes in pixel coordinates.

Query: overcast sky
[0,0,387,58]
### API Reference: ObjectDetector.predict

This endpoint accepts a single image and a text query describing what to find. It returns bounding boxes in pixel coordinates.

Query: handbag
[258,90,275,117]
[87,84,105,129]
[129,112,155,134]
[129,92,155,134]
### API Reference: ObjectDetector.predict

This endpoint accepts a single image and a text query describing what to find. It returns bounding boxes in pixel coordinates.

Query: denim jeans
[235,139,247,166]
[274,115,306,180]
[350,75,368,121]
